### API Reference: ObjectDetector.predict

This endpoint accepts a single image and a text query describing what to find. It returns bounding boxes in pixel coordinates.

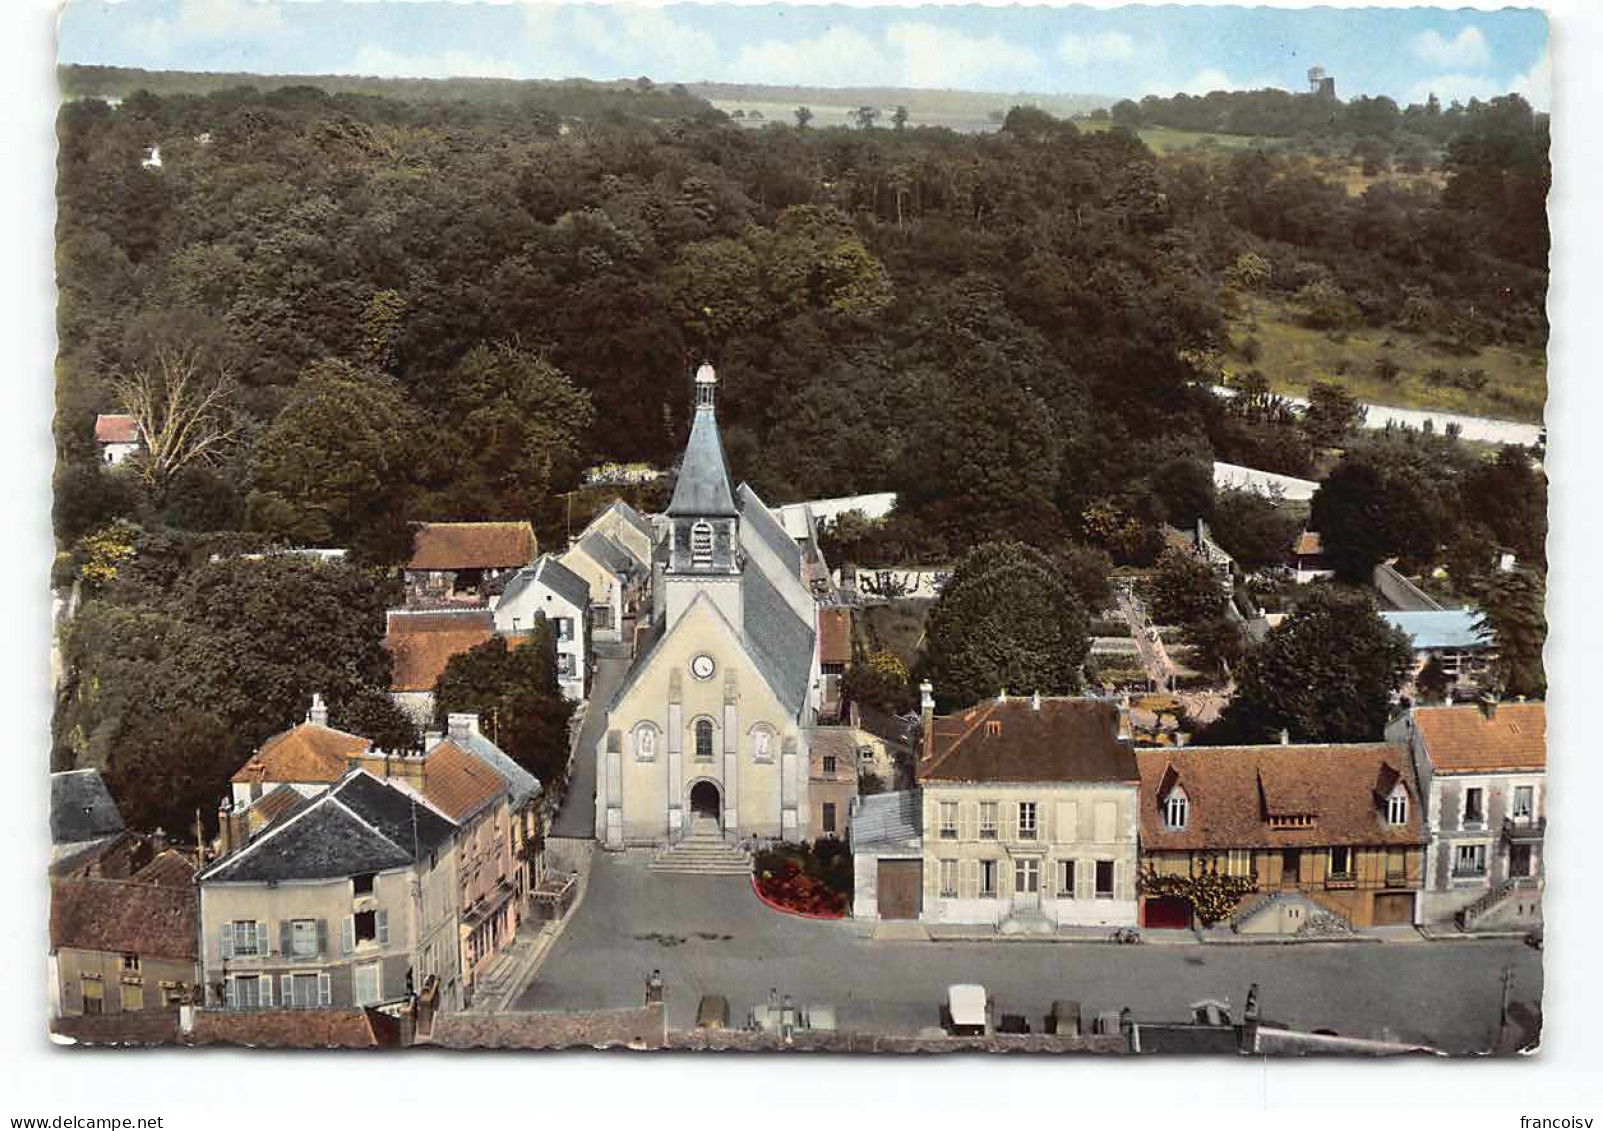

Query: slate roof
[666,407,738,518]
[1380,610,1492,651]
[818,607,852,667]
[499,554,591,613]
[94,413,138,444]
[449,729,540,808]
[187,1008,400,1049]
[736,482,803,578]
[199,771,456,884]
[595,498,655,541]
[129,850,198,889]
[49,877,198,960]
[853,703,920,752]
[422,739,509,822]
[1413,702,1546,774]
[850,789,922,851]
[741,560,816,716]
[386,609,498,693]
[1135,744,1426,851]
[50,770,125,845]
[921,698,1138,785]
[576,530,636,574]
[407,522,536,572]
[231,722,370,786]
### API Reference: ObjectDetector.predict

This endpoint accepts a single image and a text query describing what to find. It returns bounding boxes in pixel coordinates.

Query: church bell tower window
[690,520,714,568]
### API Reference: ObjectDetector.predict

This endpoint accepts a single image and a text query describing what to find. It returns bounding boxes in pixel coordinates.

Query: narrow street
[547,639,633,839]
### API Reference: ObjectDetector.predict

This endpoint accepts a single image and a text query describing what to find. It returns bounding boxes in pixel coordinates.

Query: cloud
[1510,46,1551,111]
[733,27,889,88]
[884,23,1041,89]
[125,0,288,57]
[1058,31,1138,66]
[1142,69,1278,98]
[347,45,523,80]
[538,4,718,75]
[1412,27,1491,70]
[732,22,1038,90]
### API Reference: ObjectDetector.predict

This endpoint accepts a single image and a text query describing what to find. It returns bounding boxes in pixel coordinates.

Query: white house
[1386,701,1545,931]
[493,554,590,701]
[94,413,140,466]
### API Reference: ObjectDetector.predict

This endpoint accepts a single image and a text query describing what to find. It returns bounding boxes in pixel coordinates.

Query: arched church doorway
[688,780,722,835]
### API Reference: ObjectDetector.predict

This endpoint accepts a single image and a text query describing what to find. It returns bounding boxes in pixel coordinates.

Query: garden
[753,838,854,919]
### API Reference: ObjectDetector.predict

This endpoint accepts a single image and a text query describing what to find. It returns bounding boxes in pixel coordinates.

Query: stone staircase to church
[648,835,753,877]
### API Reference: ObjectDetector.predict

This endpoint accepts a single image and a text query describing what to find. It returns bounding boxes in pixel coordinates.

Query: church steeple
[666,362,738,521]
[694,361,717,412]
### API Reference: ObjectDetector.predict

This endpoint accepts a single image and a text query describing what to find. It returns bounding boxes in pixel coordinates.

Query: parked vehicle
[1045,1000,1083,1037]
[944,983,991,1037]
[696,995,729,1029]
[1110,927,1142,944]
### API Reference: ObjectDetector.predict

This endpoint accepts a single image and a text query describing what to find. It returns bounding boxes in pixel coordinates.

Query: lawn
[1076,119,1265,153]
[1228,295,1547,424]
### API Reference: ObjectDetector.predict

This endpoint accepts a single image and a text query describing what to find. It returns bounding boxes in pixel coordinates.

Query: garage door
[1142,896,1193,930]
[877,860,923,920]
[1372,892,1415,926]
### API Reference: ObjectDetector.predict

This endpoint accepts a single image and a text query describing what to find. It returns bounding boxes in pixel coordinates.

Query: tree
[1182,615,1245,680]
[1473,567,1545,699]
[1309,458,1440,581]
[853,106,879,130]
[432,630,576,790]
[842,649,914,715]
[1461,446,1547,569]
[1143,546,1226,628]
[924,542,1090,710]
[1209,489,1301,572]
[794,105,813,129]
[105,708,231,838]
[110,346,240,499]
[1207,587,1413,744]
[1415,654,1452,705]
[892,105,909,131]
[1302,381,1366,449]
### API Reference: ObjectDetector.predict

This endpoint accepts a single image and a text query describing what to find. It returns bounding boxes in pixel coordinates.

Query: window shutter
[1114,859,1126,901]
[318,972,331,1006]
[316,919,329,957]
[959,859,978,900]
[279,920,291,957]
[341,917,355,955]
[960,802,977,842]
[281,975,293,1008]
[376,909,390,946]
[261,976,273,1008]
[1006,803,1018,842]
[219,924,233,960]
[1056,802,1079,843]
[256,922,269,956]
[224,978,236,1009]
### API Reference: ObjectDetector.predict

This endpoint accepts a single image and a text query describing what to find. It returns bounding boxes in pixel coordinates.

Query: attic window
[1268,814,1315,829]
[690,521,714,567]
[986,720,1002,737]
[1164,789,1189,831]
[1386,788,1408,826]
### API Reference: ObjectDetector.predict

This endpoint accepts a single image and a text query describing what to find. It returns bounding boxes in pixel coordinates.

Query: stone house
[493,554,591,701]
[49,853,200,1020]
[1386,700,1545,931]
[581,498,656,569]
[1289,530,1334,584]
[404,521,537,607]
[1135,743,1427,931]
[385,607,504,724]
[803,727,861,839]
[849,790,923,920]
[1379,610,1495,700]
[561,530,643,644]
[916,690,1142,931]
[197,770,464,1014]
[227,693,371,809]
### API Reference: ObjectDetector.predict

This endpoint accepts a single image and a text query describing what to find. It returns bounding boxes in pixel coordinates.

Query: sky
[57,1,1551,110]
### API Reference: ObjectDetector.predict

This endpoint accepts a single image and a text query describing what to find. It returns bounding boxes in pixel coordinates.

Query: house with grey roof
[561,529,646,644]
[594,364,820,855]
[1380,609,1495,700]
[51,769,127,871]
[197,770,467,1015]
[849,790,924,922]
[493,554,591,700]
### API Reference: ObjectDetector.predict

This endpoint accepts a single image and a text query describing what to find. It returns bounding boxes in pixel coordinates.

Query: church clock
[690,654,716,680]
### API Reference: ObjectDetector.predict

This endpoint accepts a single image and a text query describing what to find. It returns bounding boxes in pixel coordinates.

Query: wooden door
[877,860,923,920]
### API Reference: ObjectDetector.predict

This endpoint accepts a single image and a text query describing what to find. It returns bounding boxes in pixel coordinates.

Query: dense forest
[52,71,1550,810]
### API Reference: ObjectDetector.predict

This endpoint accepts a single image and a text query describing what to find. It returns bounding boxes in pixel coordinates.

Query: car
[944,983,991,1037]
[1045,1000,1083,1037]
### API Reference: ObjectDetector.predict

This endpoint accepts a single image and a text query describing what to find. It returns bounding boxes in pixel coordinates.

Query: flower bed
[753,857,848,919]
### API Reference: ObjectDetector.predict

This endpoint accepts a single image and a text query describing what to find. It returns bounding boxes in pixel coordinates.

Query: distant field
[1076,120,1266,153]
[1229,295,1547,424]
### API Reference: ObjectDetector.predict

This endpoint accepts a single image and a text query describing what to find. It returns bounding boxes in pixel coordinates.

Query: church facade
[595,365,820,849]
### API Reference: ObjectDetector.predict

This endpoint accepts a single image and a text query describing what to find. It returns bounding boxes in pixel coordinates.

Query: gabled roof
[920,698,1138,785]
[666,407,738,517]
[187,1008,401,1049]
[407,522,536,572]
[94,413,138,444]
[422,739,509,822]
[50,770,125,845]
[386,609,498,693]
[741,560,816,717]
[818,607,852,667]
[49,877,198,960]
[575,530,636,574]
[736,482,803,578]
[594,498,655,541]
[499,554,591,614]
[231,722,370,786]
[449,729,540,808]
[1380,610,1492,651]
[130,850,198,888]
[199,771,456,884]
[1413,702,1545,773]
[1135,744,1425,851]
[850,789,922,851]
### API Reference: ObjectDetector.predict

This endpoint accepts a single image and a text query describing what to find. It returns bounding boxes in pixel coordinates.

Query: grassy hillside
[1077,119,1268,153]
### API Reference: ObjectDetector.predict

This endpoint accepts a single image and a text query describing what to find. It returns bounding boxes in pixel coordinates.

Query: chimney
[1175,732,1189,748]
[919,680,934,727]
[1478,693,1498,720]
[423,729,443,750]
[448,713,481,742]
[217,796,233,856]
[997,688,1008,704]
[308,692,329,728]
[1030,690,1041,711]
[1278,728,1290,746]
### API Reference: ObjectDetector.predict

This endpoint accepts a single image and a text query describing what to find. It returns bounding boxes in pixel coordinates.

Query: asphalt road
[514,850,1542,1054]
[547,640,632,839]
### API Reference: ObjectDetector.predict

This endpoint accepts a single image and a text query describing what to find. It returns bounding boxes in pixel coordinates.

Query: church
[594,364,820,849]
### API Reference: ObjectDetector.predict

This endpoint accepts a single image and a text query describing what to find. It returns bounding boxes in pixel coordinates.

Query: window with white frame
[694,718,715,761]
[1463,787,1485,827]
[1387,787,1408,825]
[231,920,261,957]
[1513,785,1534,820]
[938,801,958,839]
[353,962,382,1006]
[1014,858,1040,896]
[289,918,319,957]
[822,754,837,777]
[1017,801,1038,840]
[230,975,262,1010]
[1455,843,1488,877]
[1164,788,1189,830]
[1226,849,1253,877]
[1058,859,1076,898]
[938,858,958,898]
[1094,860,1115,898]
[979,801,999,839]
[690,521,714,567]
[978,859,998,898]
[284,972,323,1009]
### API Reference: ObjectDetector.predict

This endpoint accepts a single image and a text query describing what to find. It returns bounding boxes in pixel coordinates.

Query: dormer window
[1164,788,1189,831]
[690,521,714,567]
[1386,787,1408,826]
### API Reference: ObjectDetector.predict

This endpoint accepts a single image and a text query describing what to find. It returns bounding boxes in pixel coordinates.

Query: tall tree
[432,631,576,790]
[110,346,240,500]
[1473,567,1546,699]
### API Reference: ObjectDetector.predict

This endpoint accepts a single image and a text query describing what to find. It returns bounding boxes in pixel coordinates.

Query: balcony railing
[1503,816,1547,844]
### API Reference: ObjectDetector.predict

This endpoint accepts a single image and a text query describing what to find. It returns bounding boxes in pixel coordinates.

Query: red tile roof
[231,722,370,786]
[1293,531,1325,557]
[129,850,197,888]
[423,739,508,821]
[49,877,198,960]
[1135,744,1426,851]
[818,608,852,667]
[1413,702,1546,773]
[407,522,536,572]
[920,697,1138,784]
[386,610,499,692]
[187,1007,401,1049]
[93,413,138,445]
